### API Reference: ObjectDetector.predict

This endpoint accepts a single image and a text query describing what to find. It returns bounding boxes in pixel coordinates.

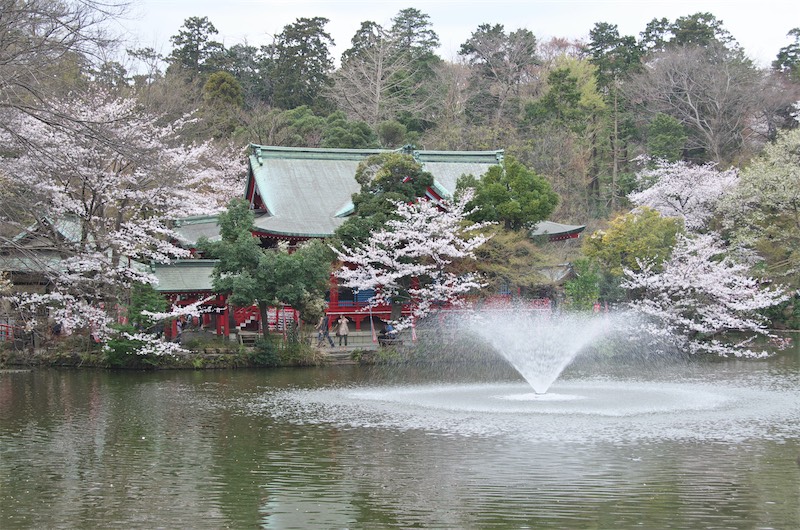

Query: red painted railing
[232,305,300,331]
[0,323,17,342]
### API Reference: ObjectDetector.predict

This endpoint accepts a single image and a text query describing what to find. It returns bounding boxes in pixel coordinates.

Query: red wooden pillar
[221,295,230,338]
[329,275,339,308]
[167,295,177,340]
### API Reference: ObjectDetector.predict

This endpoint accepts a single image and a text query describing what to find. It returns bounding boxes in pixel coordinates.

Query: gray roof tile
[248,146,504,238]
[152,260,218,293]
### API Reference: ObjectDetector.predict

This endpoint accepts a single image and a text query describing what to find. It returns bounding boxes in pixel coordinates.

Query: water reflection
[0,350,798,529]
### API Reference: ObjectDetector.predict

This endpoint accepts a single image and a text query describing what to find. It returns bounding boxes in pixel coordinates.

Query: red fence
[0,323,18,342]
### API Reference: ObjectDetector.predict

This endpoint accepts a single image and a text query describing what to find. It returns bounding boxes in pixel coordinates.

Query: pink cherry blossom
[333,190,491,329]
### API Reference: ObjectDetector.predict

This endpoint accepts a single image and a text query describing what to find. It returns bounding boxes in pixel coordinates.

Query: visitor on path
[378,323,398,347]
[336,316,349,346]
[316,314,334,347]
[175,317,184,343]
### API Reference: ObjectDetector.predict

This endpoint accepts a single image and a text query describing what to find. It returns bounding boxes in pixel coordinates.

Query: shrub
[251,336,281,367]
[103,325,159,368]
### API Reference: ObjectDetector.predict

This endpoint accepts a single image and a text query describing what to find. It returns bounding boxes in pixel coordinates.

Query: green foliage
[390,7,439,52]
[321,111,378,148]
[722,128,800,292]
[458,155,558,230]
[217,43,273,105]
[203,71,244,108]
[103,325,158,369]
[167,16,225,77]
[526,68,582,125]
[471,226,569,296]
[128,282,167,330]
[92,61,130,90]
[377,120,407,147]
[525,60,604,134]
[586,22,643,90]
[773,28,800,81]
[670,12,738,49]
[202,199,333,337]
[250,334,323,367]
[251,336,280,367]
[279,106,326,144]
[583,207,683,278]
[335,152,434,246]
[639,12,738,53]
[278,338,324,366]
[234,106,376,148]
[564,258,601,310]
[647,113,688,162]
[762,296,800,330]
[271,17,334,111]
[200,71,244,137]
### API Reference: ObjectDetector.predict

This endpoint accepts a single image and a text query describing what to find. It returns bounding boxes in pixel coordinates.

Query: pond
[1,344,799,529]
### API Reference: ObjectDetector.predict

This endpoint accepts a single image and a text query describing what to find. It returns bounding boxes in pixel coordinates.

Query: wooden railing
[0,323,17,342]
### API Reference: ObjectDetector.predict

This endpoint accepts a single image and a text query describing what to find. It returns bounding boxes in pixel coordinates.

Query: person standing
[316,314,334,347]
[336,316,349,346]
[175,317,184,343]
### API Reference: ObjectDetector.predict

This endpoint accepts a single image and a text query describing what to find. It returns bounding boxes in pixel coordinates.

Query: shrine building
[153,145,585,338]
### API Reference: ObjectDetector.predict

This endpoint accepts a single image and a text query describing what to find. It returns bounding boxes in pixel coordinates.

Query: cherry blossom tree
[627,160,738,232]
[622,232,787,357]
[332,190,490,329]
[0,91,240,350]
[0,0,126,138]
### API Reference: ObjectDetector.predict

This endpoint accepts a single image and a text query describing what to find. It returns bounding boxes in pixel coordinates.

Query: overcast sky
[117,0,799,68]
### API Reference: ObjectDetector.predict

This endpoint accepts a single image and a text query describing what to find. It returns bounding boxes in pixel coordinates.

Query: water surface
[1,349,799,529]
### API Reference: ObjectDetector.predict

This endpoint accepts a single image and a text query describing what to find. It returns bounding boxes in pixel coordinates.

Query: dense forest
[127,8,800,222]
[2,1,800,357]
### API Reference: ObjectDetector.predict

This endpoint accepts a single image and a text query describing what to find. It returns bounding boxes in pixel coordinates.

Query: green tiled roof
[173,215,221,247]
[248,145,504,238]
[152,260,218,293]
[530,221,586,238]
[173,146,581,244]
[12,216,84,247]
[250,155,366,237]
[0,255,64,273]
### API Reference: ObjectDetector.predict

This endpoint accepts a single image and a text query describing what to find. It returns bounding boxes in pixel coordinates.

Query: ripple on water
[250,379,800,444]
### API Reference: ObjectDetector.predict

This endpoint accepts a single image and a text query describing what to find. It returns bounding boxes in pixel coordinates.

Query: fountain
[465,309,613,394]
[257,308,798,445]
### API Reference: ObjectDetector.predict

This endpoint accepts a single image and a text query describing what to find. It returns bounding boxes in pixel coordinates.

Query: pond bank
[0,341,403,370]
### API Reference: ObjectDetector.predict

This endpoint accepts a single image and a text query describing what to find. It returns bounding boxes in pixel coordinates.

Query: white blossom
[111,333,188,357]
[333,190,491,329]
[0,91,240,345]
[142,296,216,321]
[629,160,738,232]
[622,232,787,357]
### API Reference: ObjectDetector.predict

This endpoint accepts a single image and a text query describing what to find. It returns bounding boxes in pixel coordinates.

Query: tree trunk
[258,301,269,339]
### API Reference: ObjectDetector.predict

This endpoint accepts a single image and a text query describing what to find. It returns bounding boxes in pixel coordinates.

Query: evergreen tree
[457,156,558,231]
[334,153,433,247]
[773,28,800,81]
[202,199,332,338]
[167,16,225,78]
[646,113,688,162]
[271,17,334,111]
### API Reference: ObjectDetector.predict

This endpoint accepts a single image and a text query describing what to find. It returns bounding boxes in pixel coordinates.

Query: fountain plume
[467,309,612,394]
